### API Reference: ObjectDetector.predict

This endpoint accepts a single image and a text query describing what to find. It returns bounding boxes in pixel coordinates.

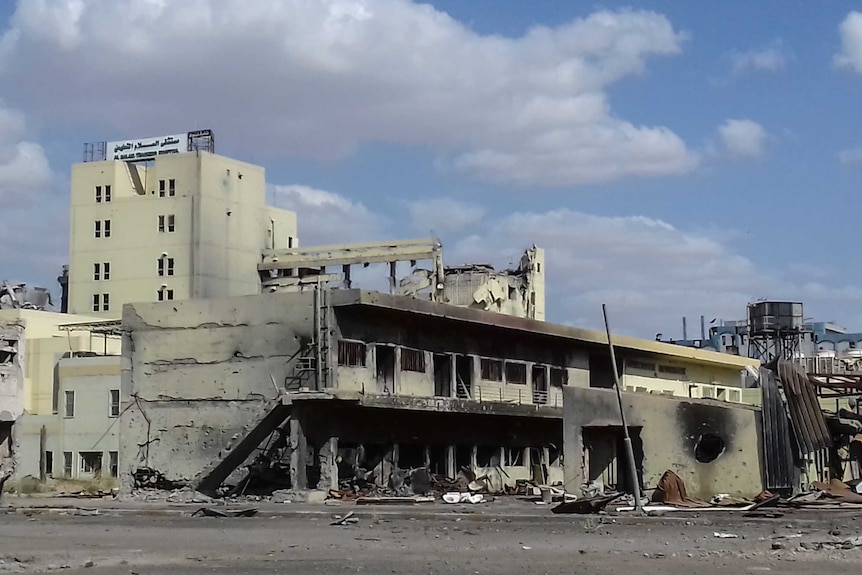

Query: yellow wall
[68,151,297,316]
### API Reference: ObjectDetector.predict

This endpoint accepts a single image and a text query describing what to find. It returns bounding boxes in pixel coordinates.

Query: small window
[167,214,175,232]
[158,258,165,277]
[95,185,102,203]
[64,390,75,418]
[628,360,656,372]
[167,257,175,276]
[166,289,174,301]
[158,289,174,302]
[102,293,110,311]
[550,368,568,387]
[109,451,118,478]
[159,179,166,197]
[481,359,503,381]
[109,389,120,417]
[63,452,73,478]
[157,290,164,302]
[505,362,527,385]
[105,184,112,202]
[168,178,176,196]
[45,451,54,477]
[94,220,102,238]
[104,219,111,238]
[337,341,366,367]
[102,262,110,280]
[658,364,686,376]
[400,348,425,372]
[158,215,165,232]
[92,294,99,312]
[93,263,100,281]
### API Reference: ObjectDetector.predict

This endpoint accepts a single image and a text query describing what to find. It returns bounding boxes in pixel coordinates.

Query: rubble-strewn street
[3,507,862,574]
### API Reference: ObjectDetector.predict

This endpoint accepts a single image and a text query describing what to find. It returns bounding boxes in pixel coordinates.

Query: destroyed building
[118,288,755,497]
[0,320,24,481]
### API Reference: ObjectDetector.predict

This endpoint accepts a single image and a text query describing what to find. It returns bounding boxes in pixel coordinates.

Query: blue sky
[1,1,861,336]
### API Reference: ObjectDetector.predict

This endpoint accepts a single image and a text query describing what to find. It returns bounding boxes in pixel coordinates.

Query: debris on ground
[329,511,358,526]
[551,494,619,514]
[192,507,258,518]
[713,532,739,539]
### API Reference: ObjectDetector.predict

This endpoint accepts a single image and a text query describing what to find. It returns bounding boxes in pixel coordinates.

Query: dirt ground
[2,506,862,574]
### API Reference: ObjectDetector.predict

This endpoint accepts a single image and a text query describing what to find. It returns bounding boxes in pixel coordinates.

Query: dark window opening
[583,426,643,495]
[95,185,102,203]
[550,367,568,387]
[476,445,501,468]
[94,220,101,238]
[400,348,425,373]
[505,447,524,466]
[455,356,473,399]
[158,215,165,232]
[45,451,53,478]
[167,214,175,232]
[532,365,548,404]
[589,353,621,389]
[433,354,451,397]
[481,358,503,381]
[658,364,687,377]
[93,263,100,281]
[109,389,120,417]
[397,445,425,470]
[548,444,562,467]
[505,362,527,385]
[455,444,472,471]
[103,220,111,237]
[694,434,726,463]
[104,185,111,202]
[337,341,366,367]
[80,451,103,478]
[159,179,166,197]
[168,178,176,196]
[375,345,395,393]
[109,451,118,478]
[63,452,72,478]
[428,445,448,476]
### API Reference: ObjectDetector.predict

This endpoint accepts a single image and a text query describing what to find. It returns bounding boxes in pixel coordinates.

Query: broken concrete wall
[119,292,315,491]
[0,321,23,477]
[563,386,762,500]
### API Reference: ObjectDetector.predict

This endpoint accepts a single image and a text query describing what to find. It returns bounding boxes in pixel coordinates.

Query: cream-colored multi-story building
[68,150,297,317]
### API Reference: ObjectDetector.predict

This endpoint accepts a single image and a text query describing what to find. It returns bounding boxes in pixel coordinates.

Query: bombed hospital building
[118,288,758,497]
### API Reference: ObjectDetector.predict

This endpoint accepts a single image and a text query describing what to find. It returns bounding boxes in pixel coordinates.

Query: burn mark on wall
[675,401,736,463]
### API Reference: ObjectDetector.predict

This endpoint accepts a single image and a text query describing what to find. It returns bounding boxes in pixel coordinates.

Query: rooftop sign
[84,129,215,163]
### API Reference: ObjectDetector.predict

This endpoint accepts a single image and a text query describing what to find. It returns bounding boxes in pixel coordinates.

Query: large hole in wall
[694,433,726,463]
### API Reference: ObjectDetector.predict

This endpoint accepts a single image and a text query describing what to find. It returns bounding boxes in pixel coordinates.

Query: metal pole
[602,304,643,513]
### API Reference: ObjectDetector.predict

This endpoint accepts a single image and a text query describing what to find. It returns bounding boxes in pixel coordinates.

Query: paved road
[1,508,861,574]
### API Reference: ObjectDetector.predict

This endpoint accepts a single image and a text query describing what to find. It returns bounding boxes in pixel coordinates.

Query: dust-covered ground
[1,507,862,574]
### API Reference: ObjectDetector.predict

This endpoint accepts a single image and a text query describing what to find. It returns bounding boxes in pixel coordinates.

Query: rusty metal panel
[778,360,831,454]
[760,367,796,490]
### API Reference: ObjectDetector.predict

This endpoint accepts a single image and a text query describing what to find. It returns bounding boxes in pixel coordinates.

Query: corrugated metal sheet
[760,366,797,490]
[778,360,832,454]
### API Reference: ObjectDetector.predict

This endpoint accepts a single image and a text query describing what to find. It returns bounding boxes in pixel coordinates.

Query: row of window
[158,214,176,233]
[95,185,112,203]
[94,258,175,282]
[93,214,176,239]
[50,451,119,479]
[626,359,688,377]
[336,341,567,385]
[64,389,120,418]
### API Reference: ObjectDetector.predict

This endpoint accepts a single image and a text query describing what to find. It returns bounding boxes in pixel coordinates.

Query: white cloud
[835,11,862,73]
[0,103,52,204]
[269,184,386,246]
[0,1,697,186]
[717,119,766,159]
[839,147,862,165]
[407,198,485,234]
[729,40,790,74]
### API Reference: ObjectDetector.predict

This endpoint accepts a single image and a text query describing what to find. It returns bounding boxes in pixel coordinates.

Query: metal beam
[259,238,441,271]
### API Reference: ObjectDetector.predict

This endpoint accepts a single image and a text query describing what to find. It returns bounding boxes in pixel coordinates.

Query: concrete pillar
[318,437,338,491]
[446,445,456,478]
[289,413,308,490]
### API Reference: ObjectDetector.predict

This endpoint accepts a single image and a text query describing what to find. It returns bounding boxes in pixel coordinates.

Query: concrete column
[318,437,339,491]
[289,413,308,490]
[446,445,456,478]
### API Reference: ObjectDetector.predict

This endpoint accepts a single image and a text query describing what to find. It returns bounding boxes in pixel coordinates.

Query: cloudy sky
[1,1,862,337]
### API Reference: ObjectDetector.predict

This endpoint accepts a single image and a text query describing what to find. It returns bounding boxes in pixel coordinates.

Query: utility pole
[602,304,643,513]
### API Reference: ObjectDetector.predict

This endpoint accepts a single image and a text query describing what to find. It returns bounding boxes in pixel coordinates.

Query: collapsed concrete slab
[0,320,24,482]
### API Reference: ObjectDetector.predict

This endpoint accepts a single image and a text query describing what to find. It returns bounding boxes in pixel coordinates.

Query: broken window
[338,340,366,367]
[505,362,527,385]
[109,389,120,417]
[95,185,102,203]
[548,444,562,467]
[64,390,75,418]
[397,444,425,469]
[109,451,118,477]
[480,358,503,381]
[504,447,524,467]
[476,445,501,467]
[400,348,425,372]
[168,178,176,196]
[550,368,568,387]
[79,451,103,477]
[63,452,72,478]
